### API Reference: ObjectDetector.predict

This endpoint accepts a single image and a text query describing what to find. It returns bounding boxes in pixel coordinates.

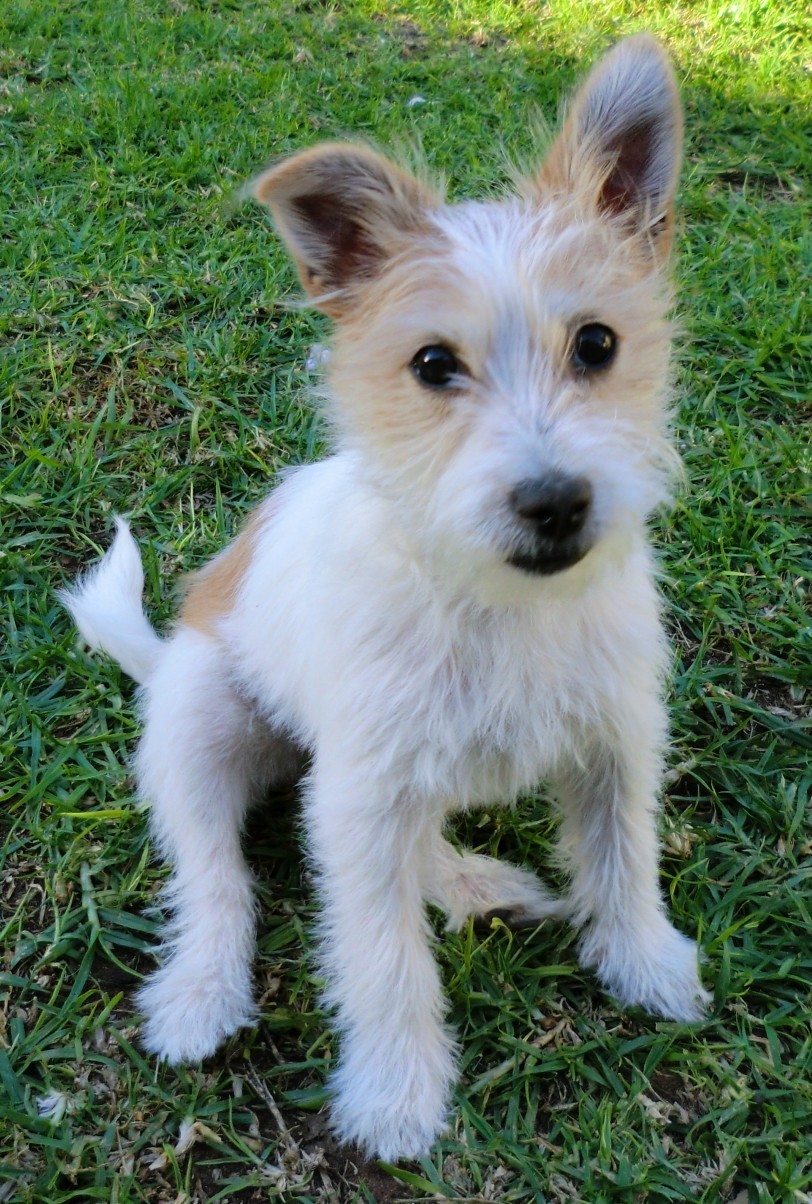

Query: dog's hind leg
[425,835,568,931]
[134,629,264,1064]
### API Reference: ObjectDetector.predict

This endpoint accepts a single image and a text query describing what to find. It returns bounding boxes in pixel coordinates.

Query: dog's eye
[411,345,460,388]
[572,324,617,372]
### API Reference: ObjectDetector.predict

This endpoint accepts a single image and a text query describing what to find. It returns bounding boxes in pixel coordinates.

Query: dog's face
[254,36,683,598]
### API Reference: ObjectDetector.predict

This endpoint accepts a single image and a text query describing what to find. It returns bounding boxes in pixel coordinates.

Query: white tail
[61,517,164,685]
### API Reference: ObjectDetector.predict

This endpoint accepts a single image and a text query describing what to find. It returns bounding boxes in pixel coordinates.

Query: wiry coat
[64,35,709,1160]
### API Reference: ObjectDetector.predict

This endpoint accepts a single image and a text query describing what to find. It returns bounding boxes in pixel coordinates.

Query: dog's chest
[353,604,599,804]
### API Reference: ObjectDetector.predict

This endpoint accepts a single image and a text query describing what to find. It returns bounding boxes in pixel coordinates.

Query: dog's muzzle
[506,473,593,576]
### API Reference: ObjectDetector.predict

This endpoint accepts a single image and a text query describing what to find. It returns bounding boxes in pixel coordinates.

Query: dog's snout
[511,476,593,542]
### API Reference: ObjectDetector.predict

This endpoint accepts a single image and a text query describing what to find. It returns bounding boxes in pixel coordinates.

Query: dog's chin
[506,544,592,577]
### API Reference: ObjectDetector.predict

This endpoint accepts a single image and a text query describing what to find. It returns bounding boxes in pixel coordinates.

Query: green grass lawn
[2,0,810,1200]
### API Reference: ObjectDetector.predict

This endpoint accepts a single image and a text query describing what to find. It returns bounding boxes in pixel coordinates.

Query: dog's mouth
[505,543,591,576]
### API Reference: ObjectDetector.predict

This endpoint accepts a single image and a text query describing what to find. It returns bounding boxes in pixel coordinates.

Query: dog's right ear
[252,144,438,317]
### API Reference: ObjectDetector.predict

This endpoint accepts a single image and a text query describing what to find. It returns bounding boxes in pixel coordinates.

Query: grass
[1,0,810,1200]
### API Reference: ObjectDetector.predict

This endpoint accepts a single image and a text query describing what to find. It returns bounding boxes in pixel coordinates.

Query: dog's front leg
[554,716,710,1021]
[135,632,258,1063]
[305,762,456,1160]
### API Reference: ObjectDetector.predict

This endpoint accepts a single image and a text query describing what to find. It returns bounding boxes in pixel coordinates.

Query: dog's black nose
[511,475,593,543]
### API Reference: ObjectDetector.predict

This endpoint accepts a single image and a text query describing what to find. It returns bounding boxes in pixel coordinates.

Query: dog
[63,34,710,1160]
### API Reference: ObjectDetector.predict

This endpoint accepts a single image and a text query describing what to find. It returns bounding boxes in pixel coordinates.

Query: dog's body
[65,35,709,1159]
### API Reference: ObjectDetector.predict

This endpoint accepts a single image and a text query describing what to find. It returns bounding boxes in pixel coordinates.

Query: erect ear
[540,35,683,257]
[252,144,438,317]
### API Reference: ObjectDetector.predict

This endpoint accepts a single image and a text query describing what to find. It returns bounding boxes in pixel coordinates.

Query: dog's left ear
[252,144,438,317]
[540,35,683,258]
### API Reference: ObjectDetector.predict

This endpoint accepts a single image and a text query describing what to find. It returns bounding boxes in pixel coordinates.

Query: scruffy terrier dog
[65,35,709,1160]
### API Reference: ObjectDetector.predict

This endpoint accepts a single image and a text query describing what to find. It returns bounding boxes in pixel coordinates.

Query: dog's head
[254,36,683,601]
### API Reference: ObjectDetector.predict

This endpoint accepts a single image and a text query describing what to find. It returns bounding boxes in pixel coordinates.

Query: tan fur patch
[180,506,268,637]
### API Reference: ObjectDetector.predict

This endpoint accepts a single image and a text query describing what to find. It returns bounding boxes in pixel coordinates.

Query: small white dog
[64,35,709,1160]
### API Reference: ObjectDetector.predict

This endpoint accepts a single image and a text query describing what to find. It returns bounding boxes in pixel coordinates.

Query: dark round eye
[572,323,617,371]
[411,345,460,388]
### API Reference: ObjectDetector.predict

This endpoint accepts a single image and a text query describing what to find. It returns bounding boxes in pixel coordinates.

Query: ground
[1,0,810,1201]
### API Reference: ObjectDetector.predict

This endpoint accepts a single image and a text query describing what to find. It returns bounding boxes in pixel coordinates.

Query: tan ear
[540,35,683,257]
[252,144,438,316]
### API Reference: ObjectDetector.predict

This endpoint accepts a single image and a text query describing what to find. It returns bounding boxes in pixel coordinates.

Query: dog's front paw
[137,962,257,1064]
[330,1039,455,1161]
[581,916,711,1022]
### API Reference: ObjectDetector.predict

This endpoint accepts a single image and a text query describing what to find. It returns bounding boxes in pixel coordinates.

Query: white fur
[133,630,259,1062]
[61,517,163,684]
[63,36,709,1162]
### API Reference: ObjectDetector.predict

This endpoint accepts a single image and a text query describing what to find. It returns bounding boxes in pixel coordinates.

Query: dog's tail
[60,518,164,686]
